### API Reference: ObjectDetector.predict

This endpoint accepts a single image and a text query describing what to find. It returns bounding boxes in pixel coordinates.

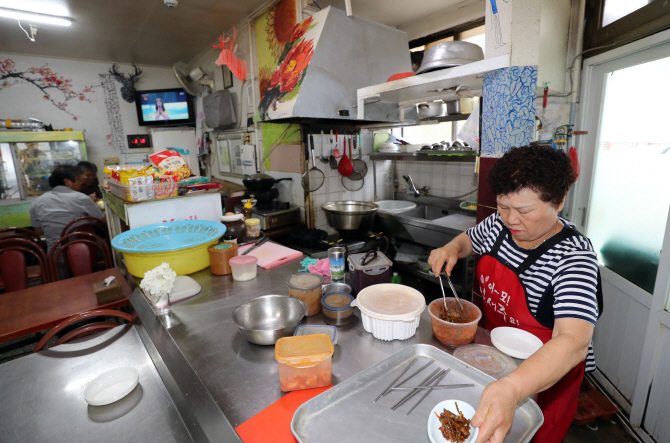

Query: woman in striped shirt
[428,145,602,443]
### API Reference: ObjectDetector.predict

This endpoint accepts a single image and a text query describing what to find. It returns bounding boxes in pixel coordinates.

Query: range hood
[256,7,414,123]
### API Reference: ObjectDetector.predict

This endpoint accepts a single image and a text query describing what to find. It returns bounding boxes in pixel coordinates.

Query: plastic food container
[229,255,258,281]
[428,298,481,347]
[286,273,323,316]
[321,292,355,326]
[274,334,334,392]
[245,218,261,238]
[351,284,426,341]
[293,324,338,345]
[348,250,392,295]
[108,180,178,202]
[208,243,238,275]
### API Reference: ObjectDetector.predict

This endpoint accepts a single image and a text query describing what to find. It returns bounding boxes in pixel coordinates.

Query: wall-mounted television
[134,88,196,127]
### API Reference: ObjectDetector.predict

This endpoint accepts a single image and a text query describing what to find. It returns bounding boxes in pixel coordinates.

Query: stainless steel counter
[128,258,495,429]
[0,325,192,443]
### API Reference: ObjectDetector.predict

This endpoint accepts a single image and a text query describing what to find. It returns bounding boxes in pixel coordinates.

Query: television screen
[134,88,195,127]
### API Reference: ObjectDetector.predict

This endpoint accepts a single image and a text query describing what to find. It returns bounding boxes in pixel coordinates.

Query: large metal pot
[321,201,378,231]
[416,41,484,75]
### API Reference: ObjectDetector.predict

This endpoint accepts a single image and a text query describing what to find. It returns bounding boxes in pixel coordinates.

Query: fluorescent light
[0,7,71,26]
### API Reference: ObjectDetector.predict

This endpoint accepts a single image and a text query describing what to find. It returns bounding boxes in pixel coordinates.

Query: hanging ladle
[319,130,329,164]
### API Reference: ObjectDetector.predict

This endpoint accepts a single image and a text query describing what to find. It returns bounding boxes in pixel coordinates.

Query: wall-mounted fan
[173,62,214,96]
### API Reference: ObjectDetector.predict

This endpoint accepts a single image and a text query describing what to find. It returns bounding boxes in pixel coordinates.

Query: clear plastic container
[275,334,334,392]
[108,180,178,202]
[228,255,258,281]
[428,298,481,347]
[245,218,261,238]
[286,273,323,316]
[321,292,355,326]
[293,324,338,345]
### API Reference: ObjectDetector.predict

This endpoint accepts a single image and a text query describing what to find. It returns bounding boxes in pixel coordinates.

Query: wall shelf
[357,54,509,119]
[370,152,477,162]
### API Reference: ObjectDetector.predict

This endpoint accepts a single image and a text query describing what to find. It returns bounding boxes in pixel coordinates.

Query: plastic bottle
[242,201,253,221]
[391,272,402,284]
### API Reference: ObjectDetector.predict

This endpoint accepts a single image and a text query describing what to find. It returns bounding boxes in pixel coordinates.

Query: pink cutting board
[237,241,303,269]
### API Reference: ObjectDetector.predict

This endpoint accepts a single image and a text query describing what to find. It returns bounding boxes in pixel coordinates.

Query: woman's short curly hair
[487,144,576,207]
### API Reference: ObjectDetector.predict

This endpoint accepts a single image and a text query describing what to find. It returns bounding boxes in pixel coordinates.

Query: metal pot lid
[416,41,484,75]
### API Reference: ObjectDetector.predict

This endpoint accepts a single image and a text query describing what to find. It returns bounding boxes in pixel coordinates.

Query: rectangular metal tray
[291,344,543,442]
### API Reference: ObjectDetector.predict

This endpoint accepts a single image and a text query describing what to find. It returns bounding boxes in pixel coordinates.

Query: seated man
[76,161,102,201]
[29,165,104,251]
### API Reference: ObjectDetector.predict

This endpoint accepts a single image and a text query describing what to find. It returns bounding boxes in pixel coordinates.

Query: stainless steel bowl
[323,282,352,296]
[321,201,379,231]
[416,41,484,75]
[232,295,307,345]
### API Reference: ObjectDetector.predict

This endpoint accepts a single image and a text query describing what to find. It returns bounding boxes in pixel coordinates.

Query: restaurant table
[125,258,504,431]
[0,268,131,344]
[0,324,193,443]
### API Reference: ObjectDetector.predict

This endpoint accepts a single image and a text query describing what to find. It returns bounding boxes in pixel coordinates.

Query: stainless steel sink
[400,205,451,221]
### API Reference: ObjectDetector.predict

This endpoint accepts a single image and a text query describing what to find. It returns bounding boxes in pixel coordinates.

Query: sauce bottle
[242,201,253,221]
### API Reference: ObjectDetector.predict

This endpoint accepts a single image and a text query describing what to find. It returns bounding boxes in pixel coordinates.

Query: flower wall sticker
[258,16,316,120]
[0,59,99,120]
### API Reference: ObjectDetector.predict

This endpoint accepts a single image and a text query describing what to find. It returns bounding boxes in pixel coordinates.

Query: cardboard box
[93,280,123,305]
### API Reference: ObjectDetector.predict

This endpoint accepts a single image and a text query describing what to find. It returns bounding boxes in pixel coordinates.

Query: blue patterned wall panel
[481,66,538,157]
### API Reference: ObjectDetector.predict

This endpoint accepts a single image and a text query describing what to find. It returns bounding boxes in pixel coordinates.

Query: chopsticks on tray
[374,358,474,416]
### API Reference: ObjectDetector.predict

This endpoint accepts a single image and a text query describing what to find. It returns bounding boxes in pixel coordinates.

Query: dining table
[0,268,131,344]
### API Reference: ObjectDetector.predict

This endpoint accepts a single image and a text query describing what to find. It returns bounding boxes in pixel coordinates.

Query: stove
[235,203,301,230]
[281,230,388,259]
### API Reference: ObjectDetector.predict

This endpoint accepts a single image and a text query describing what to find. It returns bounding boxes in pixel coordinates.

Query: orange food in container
[286,273,323,316]
[275,333,334,392]
[428,298,481,347]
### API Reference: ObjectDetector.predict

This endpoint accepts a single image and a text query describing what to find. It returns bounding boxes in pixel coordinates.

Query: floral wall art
[0,58,98,120]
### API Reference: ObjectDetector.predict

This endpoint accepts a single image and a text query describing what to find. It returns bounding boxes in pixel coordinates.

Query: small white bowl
[84,367,139,406]
[428,400,479,443]
[491,326,543,359]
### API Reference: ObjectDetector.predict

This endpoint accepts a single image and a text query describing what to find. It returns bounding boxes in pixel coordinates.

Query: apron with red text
[476,225,597,443]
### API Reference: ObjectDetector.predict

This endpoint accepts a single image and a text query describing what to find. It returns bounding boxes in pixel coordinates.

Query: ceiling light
[0,7,71,26]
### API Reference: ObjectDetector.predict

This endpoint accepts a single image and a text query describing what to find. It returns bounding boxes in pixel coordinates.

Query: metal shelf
[370,152,477,162]
[357,55,509,119]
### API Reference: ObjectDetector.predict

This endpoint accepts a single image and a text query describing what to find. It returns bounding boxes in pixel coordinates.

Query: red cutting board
[237,241,303,269]
[235,386,332,443]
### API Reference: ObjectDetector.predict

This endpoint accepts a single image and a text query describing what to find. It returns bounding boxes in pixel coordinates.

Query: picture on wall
[222,66,233,89]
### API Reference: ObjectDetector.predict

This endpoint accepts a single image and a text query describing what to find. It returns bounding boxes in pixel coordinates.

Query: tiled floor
[566,416,640,443]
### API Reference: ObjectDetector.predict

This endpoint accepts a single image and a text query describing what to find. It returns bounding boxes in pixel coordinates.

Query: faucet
[403,175,420,197]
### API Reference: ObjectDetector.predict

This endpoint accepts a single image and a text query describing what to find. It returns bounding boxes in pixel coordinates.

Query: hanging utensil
[302,134,325,192]
[338,136,353,177]
[333,130,340,158]
[319,130,329,164]
[351,134,368,178]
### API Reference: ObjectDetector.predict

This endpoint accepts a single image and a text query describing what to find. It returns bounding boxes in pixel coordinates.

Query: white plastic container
[229,255,258,281]
[375,200,417,214]
[351,283,426,341]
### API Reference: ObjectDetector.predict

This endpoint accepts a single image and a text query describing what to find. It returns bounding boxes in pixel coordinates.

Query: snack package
[128,175,155,201]
[154,174,179,199]
[149,150,189,173]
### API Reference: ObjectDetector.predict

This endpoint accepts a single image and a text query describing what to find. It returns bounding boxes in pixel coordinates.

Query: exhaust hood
[256,7,414,123]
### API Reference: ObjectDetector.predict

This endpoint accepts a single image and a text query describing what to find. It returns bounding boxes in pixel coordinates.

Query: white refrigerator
[149,128,200,176]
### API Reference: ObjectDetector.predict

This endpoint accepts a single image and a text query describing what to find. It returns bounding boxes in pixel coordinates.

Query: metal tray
[291,344,543,443]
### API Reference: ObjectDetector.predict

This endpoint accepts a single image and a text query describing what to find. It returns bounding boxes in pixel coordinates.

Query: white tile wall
[395,160,477,199]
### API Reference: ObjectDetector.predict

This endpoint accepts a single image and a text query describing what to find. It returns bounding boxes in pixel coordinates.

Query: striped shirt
[467,213,599,372]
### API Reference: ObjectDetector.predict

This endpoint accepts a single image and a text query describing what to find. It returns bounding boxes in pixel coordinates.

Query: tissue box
[93,280,123,305]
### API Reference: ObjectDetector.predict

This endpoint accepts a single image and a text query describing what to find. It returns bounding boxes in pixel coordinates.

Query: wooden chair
[61,217,109,242]
[0,227,46,251]
[0,238,51,292]
[48,232,113,281]
[33,309,135,353]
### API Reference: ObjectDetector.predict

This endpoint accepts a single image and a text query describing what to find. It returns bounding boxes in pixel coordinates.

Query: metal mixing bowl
[232,295,307,345]
[321,201,378,231]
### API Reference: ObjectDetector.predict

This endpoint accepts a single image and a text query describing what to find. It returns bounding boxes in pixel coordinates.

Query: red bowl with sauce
[428,299,481,347]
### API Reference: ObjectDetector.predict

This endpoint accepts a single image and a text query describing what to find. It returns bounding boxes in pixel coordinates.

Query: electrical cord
[17,20,36,42]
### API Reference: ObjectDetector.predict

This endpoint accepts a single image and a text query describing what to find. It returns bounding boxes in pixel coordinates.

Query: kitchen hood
[256,7,414,124]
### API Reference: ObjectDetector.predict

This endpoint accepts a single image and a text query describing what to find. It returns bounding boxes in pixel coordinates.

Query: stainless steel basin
[400,205,451,221]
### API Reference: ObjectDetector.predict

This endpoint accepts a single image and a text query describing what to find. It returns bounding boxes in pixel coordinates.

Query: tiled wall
[394,160,478,200]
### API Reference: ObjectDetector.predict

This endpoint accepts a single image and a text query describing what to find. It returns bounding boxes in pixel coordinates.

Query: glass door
[575,33,670,442]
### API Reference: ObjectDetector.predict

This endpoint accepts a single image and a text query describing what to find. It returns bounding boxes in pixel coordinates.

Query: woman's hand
[471,378,519,443]
[428,243,460,277]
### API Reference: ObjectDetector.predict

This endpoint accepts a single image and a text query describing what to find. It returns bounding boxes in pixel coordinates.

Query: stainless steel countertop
[0,325,192,443]
[141,259,495,428]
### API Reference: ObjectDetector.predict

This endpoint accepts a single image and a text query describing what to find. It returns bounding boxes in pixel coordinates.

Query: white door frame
[573,28,670,439]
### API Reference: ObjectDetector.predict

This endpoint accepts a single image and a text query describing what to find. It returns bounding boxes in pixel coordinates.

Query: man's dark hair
[76,161,98,174]
[48,165,80,188]
[487,145,577,207]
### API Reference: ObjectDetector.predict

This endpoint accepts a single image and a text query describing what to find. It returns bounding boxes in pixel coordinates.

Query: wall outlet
[104,157,120,165]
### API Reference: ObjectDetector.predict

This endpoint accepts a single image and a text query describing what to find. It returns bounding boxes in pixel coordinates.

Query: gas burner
[256,200,291,211]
